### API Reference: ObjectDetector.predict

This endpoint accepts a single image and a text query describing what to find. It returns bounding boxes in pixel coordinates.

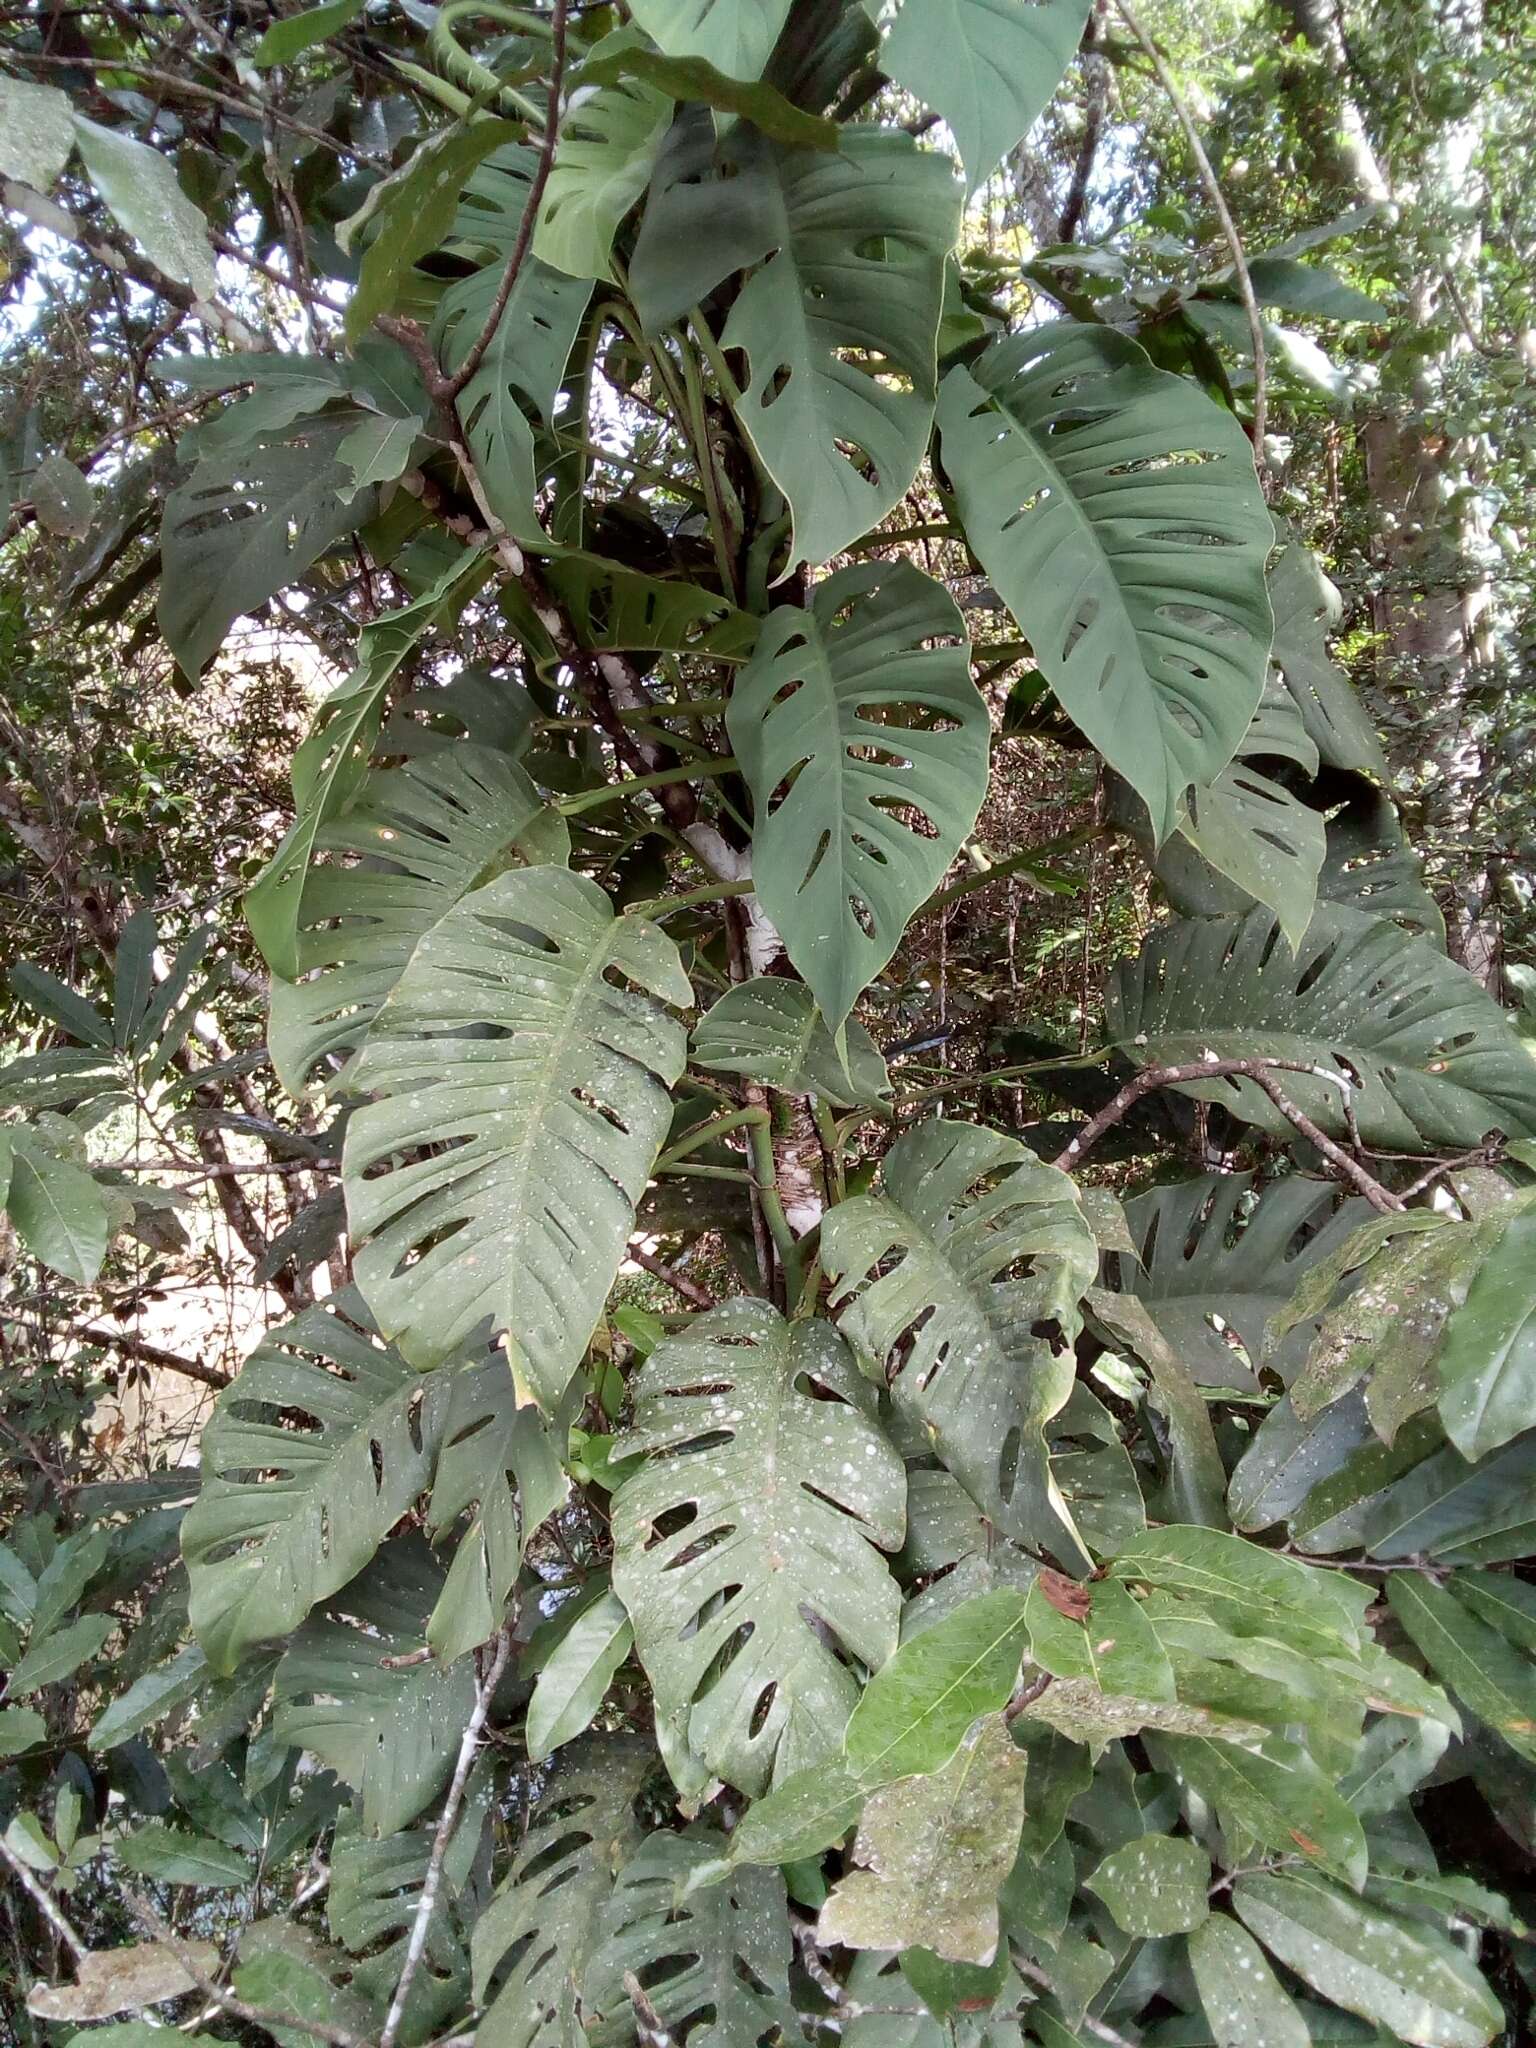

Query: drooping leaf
[10,1612,115,1695]
[819,1714,1026,1965]
[824,1119,1097,1564]
[727,1755,867,1868]
[939,321,1273,840]
[628,0,793,79]
[1266,519,1388,778]
[1084,1288,1227,1527]
[1109,1525,1368,1662]
[344,866,690,1399]
[581,31,839,146]
[5,1135,110,1284]
[727,562,988,1028]
[526,1590,634,1762]
[843,1587,1030,1785]
[534,76,672,283]
[610,1300,905,1795]
[1436,1205,1536,1460]
[73,116,218,302]
[253,0,365,66]
[691,977,890,1104]
[1106,903,1536,1150]
[1186,1913,1310,2048]
[180,1293,447,1675]
[1386,1576,1536,1766]
[1086,1832,1210,1937]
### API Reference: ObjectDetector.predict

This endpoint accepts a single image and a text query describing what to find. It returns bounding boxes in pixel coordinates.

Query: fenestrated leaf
[526,1590,634,1762]
[868,0,1090,196]
[824,1119,1098,1566]
[610,1300,905,1795]
[1106,903,1536,1150]
[819,1713,1026,1965]
[939,321,1273,841]
[727,563,988,1028]
[1151,1732,1368,1887]
[344,866,691,1399]
[424,1358,569,1663]
[629,0,793,78]
[843,1587,1030,1786]
[1086,1832,1210,1937]
[1266,520,1388,778]
[6,1135,110,1284]
[534,75,672,283]
[73,116,218,302]
[633,124,959,564]
[1232,1873,1502,2048]
[0,76,74,190]
[1435,1205,1536,1460]
[473,1736,650,2047]
[1386,1576,1536,1766]
[269,745,566,1095]
[180,1293,448,1675]
[247,552,492,980]
[691,977,890,1105]
[1187,1913,1310,2048]
[273,1538,476,1836]
[1317,785,1444,943]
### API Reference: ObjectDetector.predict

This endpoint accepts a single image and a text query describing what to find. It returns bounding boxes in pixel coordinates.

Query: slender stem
[0,1833,88,1961]
[557,757,739,817]
[680,330,742,598]
[626,876,755,920]
[656,1107,767,1169]
[921,830,1094,917]
[747,1114,803,1302]
[125,1892,366,2048]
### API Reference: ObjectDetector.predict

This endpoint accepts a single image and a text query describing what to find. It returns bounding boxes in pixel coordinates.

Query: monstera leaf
[269,746,565,1095]
[632,125,960,565]
[610,1300,906,1795]
[472,1737,650,2048]
[181,1294,448,1675]
[582,1832,799,2046]
[534,74,672,282]
[691,977,890,1103]
[868,0,1090,195]
[727,562,988,1028]
[1267,518,1388,778]
[1318,786,1444,944]
[344,865,690,1402]
[629,0,792,77]
[823,1119,1098,1567]
[938,321,1274,840]
[1107,904,1536,1150]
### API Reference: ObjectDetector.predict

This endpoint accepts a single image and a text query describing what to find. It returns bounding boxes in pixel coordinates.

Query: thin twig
[378,1628,513,2048]
[1004,1668,1054,1725]
[627,1245,715,1310]
[1014,1957,1140,2048]
[69,1324,231,1390]
[125,1892,367,2048]
[1114,0,1267,467]
[624,1971,679,2048]
[0,1833,88,1961]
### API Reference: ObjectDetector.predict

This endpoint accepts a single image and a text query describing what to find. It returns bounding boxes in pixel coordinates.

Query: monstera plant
[7,3,1536,2047]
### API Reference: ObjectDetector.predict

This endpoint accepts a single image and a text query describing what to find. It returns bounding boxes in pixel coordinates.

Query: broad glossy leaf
[1266,520,1388,778]
[939,322,1272,840]
[1232,1873,1502,2048]
[1107,904,1536,1150]
[827,1120,1095,1565]
[89,1643,209,1751]
[843,1587,1030,1785]
[253,0,364,63]
[1386,1576,1536,1765]
[73,116,217,301]
[527,1590,634,1762]
[1436,1206,1536,1460]
[1022,1575,1175,1702]
[820,1714,1026,1964]
[1086,1832,1210,1937]
[268,745,564,1094]
[629,0,793,77]
[534,76,672,282]
[181,1293,446,1675]
[1159,1730,1368,1885]
[728,562,988,1027]
[0,76,74,189]
[1320,784,1444,943]
[610,1300,904,1795]
[1187,1913,1309,2048]
[1326,1426,1536,1564]
[728,1756,866,1867]
[691,977,890,1104]
[1109,1525,1368,1660]
[6,1135,109,1284]
[345,866,690,1398]
[869,0,1090,196]
[1229,1389,1377,1534]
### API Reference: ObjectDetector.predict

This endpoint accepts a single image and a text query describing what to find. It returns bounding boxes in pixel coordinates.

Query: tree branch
[0,1833,89,1962]
[125,1892,369,2048]
[69,1323,232,1390]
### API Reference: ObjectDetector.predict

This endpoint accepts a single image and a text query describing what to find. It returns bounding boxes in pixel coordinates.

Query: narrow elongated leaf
[728,562,988,1028]
[526,1590,634,1762]
[6,1136,109,1284]
[253,0,364,65]
[1085,1288,1226,1526]
[345,866,690,1399]
[180,1293,447,1674]
[611,1301,905,1794]
[1166,1730,1369,1885]
[1022,1574,1175,1701]
[1232,1873,1502,2048]
[115,1823,251,1888]
[629,0,793,78]
[90,1644,209,1751]
[1187,1913,1310,2048]
[728,1756,866,1867]
[939,322,1273,840]
[1107,903,1536,1150]
[1109,1526,1368,1661]
[824,1119,1097,1564]
[73,117,217,301]
[1386,1576,1536,1765]
[843,1587,1030,1785]
[1436,1206,1536,1460]
[691,977,890,1104]
[10,1612,114,1694]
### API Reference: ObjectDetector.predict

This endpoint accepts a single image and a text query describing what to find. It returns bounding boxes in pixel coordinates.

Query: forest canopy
[3,1,1536,2045]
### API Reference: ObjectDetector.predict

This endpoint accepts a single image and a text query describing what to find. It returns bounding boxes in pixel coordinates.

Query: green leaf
[0,1706,46,1757]
[1318,785,1444,943]
[253,0,364,66]
[31,452,95,539]
[1086,1832,1210,1937]
[1187,1913,1310,2048]
[274,1538,476,1836]
[611,1300,904,1795]
[526,1589,634,1762]
[246,551,491,978]
[0,77,75,189]
[824,1119,1097,1564]
[1109,1526,1368,1663]
[1106,904,1536,1150]
[8,960,112,1046]
[1338,1715,1453,1818]
[868,0,1090,196]
[534,76,672,282]
[345,866,690,1398]
[1232,1873,1502,2048]
[180,1293,447,1675]
[728,563,988,1028]
[582,33,839,147]
[268,745,564,1094]
[115,1822,252,1889]
[89,1642,209,1750]
[1022,1575,1176,1702]
[819,1713,1025,1964]
[939,321,1273,841]
[345,118,521,341]
[843,1587,1030,1785]
[6,1135,110,1284]
[1264,523,1388,776]
[1386,1575,1536,1765]
[628,0,793,79]
[1153,1733,1369,1887]
[1243,254,1384,323]
[728,1755,866,1867]
[1436,1206,1536,1460]
[73,116,218,301]
[1085,1288,1227,1527]
[691,977,890,1104]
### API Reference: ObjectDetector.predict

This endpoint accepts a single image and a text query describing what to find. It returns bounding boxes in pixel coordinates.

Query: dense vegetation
[4,1,1536,2044]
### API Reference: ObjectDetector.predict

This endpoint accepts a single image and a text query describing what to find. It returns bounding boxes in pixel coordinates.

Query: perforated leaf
[938,321,1273,840]
[691,977,890,1104]
[1318,787,1444,943]
[269,746,565,1095]
[534,76,672,282]
[1266,519,1388,778]
[629,0,792,78]
[610,1299,905,1796]
[344,866,690,1401]
[1107,904,1536,1150]
[180,1293,447,1675]
[728,563,988,1029]
[823,1119,1097,1565]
